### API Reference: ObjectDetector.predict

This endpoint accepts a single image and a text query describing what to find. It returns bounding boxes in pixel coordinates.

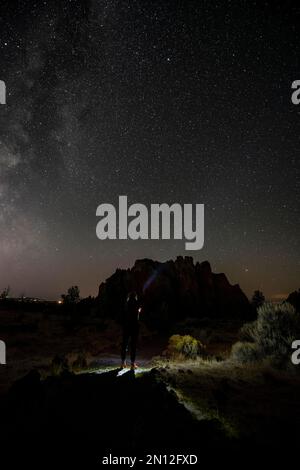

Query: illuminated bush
[232,302,300,367]
[166,334,205,360]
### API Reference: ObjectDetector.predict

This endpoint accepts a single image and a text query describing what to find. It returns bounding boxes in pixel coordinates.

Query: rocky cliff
[97,256,252,329]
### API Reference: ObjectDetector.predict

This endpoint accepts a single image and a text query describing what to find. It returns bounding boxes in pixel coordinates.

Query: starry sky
[0,0,299,300]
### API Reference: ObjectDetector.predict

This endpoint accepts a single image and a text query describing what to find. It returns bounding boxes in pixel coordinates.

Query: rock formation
[97,256,252,329]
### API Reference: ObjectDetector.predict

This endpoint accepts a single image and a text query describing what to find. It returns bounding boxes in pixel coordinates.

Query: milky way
[0,0,299,299]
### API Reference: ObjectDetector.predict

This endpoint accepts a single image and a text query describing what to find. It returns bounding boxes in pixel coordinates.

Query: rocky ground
[1,308,299,465]
[1,360,299,466]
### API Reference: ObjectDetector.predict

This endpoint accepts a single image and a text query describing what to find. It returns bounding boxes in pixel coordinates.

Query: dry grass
[154,357,300,444]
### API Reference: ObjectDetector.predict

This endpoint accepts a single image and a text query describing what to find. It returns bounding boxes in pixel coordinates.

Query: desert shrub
[231,341,261,363]
[72,352,88,372]
[232,302,300,367]
[239,321,257,342]
[166,334,205,360]
[50,354,70,376]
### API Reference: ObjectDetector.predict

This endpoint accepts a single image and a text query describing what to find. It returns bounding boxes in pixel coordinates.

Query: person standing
[121,291,142,370]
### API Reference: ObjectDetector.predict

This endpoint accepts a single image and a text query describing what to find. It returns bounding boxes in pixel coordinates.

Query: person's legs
[130,326,139,366]
[121,328,130,366]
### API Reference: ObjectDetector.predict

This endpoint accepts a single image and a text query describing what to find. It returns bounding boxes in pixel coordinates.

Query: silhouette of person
[121,291,142,370]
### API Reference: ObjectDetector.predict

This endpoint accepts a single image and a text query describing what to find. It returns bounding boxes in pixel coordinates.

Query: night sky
[0,0,299,300]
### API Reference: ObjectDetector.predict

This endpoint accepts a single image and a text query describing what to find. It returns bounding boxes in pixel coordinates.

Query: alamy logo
[291,80,300,105]
[291,340,300,365]
[0,340,6,365]
[0,80,6,104]
[96,196,204,250]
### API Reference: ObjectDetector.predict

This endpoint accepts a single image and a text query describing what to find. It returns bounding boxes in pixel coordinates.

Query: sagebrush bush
[239,322,256,342]
[231,341,261,363]
[232,302,300,367]
[166,334,205,360]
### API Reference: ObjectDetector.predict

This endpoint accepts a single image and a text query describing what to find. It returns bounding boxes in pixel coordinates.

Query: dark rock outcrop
[0,369,233,465]
[96,257,251,328]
